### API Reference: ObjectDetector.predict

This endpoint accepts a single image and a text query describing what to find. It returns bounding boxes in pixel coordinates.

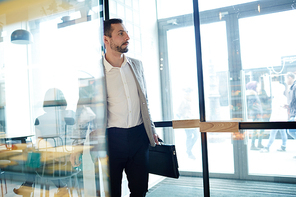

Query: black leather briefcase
[149,144,179,179]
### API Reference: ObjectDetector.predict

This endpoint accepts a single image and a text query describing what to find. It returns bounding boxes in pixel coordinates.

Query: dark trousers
[107,124,149,197]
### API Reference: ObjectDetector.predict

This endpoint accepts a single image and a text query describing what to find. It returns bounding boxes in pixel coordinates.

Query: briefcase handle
[158,138,164,145]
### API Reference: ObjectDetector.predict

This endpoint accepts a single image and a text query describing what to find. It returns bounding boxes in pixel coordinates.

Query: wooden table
[0,133,34,143]
[9,145,93,162]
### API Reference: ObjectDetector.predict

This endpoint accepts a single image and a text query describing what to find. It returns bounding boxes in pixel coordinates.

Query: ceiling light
[11,29,33,45]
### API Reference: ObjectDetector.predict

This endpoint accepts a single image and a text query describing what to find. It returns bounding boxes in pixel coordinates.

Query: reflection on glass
[200,21,229,121]
[167,25,201,172]
[166,21,234,173]
[155,1,296,195]
[156,0,257,19]
[199,21,234,173]
[0,0,109,196]
[243,71,296,176]
[240,10,296,70]
[157,0,193,19]
[240,10,296,176]
[167,26,199,121]
[245,81,264,150]
[198,0,257,12]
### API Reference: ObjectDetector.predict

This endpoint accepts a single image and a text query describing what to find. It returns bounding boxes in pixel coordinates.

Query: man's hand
[70,152,82,167]
[153,133,160,145]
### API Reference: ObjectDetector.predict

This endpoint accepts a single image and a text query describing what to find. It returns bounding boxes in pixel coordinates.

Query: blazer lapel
[127,58,145,95]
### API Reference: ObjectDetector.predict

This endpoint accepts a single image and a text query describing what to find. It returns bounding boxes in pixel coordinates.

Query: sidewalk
[174,130,296,176]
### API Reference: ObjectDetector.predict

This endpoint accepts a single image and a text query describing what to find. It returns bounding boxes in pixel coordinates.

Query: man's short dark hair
[104,18,123,37]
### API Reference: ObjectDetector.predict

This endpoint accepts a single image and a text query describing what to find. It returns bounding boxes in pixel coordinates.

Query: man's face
[107,23,130,53]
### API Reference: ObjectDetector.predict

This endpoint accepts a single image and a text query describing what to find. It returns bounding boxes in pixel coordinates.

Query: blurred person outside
[246,81,264,150]
[284,72,296,151]
[257,79,272,122]
[177,88,198,160]
[99,18,159,197]
[261,76,288,152]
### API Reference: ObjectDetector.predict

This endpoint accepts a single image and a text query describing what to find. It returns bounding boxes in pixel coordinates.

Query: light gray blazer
[103,56,156,146]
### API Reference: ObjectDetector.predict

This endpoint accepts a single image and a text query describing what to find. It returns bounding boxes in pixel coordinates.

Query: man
[103,18,159,197]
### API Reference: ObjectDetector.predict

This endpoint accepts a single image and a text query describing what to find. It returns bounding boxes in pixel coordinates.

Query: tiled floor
[147,176,296,197]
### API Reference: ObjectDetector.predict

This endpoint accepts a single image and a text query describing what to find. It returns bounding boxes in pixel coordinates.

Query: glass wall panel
[200,21,229,121]
[152,0,296,195]
[239,9,296,176]
[197,0,296,183]
[156,0,193,19]
[0,0,109,196]
[156,0,204,180]
[166,22,234,173]
[240,10,296,70]
[198,0,257,12]
[156,0,258,19]
[167,26,199,121]
[199,19,235,174]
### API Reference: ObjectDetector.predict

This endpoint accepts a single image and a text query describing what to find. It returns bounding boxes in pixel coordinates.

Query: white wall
[3,22,32,136]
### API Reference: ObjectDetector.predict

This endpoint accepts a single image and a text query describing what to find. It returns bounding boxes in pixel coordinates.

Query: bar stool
[0,168,7,197]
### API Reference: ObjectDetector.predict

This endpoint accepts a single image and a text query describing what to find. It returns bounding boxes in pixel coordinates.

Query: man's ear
[103,35,109,45]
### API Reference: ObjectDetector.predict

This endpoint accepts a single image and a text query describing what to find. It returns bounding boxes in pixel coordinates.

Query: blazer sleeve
[139,61,156,135]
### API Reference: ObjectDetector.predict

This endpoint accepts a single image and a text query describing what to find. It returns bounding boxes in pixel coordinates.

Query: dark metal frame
[192,0,210,196]
[103,0,109,20]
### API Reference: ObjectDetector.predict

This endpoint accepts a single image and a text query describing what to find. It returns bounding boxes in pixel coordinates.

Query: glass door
[166,22,235,174]
[167,25,202,172]
[239,9,296,177]
[158,0,296,184]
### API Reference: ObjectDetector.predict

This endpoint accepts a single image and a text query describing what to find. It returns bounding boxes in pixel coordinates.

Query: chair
[35,132,80,196]
[0,169,7,197]
[33,136,81,197]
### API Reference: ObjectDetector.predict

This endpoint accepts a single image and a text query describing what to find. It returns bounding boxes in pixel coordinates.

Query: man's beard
[110,40,129,53]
